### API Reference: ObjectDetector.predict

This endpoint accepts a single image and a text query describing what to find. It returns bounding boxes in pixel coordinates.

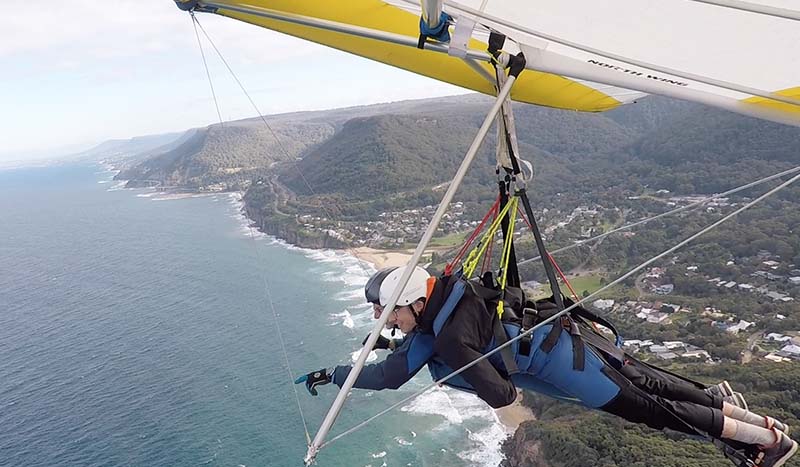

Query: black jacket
[419,275,517,408]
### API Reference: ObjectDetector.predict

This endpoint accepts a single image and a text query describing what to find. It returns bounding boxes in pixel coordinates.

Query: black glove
[294,368,332,396]
[362,333,391,350]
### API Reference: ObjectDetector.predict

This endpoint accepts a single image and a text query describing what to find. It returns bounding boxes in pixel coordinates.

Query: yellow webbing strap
[461,196,519,318]
[462,196,516,279]
[495,196,519,318]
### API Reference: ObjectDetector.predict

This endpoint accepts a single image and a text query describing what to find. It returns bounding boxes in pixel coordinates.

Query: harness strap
[518,307,537,356]
[492,315,519,375]
[569,319,585,371]
[432,280,467,335]
[540,316,564,353]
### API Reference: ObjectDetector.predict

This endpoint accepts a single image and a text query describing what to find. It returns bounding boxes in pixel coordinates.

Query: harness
[430,268,627,378]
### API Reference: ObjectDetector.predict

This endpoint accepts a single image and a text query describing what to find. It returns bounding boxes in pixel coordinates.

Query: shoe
[727,391,749,411]
[752,429,798,467]
[714,438,759,467]
[766,416,791,436]
[707,380,735,398]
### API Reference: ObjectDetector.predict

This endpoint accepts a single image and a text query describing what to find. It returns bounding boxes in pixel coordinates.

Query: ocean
[0,162,510,467]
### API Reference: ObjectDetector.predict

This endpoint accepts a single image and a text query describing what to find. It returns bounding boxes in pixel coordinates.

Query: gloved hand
[294,368,332,396]
[362,333,392,350]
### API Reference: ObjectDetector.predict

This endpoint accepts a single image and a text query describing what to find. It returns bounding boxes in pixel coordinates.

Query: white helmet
[379,266,431,307]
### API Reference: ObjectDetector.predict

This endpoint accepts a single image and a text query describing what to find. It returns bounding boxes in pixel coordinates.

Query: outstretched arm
[332,332,434,391]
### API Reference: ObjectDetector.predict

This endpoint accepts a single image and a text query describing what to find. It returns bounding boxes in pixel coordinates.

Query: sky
[0,1,467,162]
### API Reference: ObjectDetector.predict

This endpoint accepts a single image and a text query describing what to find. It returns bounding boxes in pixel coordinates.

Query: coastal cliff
[501,427,548,467]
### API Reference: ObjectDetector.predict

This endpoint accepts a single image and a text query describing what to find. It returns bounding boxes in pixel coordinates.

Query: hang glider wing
[175,0,800,126]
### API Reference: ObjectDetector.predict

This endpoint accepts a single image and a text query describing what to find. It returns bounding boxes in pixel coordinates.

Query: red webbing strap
[481,198,500,275]
[546,251,579,303]
[445,196,501,276]
[516,206,580,303]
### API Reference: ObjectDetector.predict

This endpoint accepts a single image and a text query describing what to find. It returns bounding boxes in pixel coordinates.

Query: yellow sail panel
[743,88,800,115]
[204,0,626,112]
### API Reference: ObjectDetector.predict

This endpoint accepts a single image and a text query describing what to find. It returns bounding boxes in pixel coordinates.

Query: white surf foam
[350,349,378,363]
[106,180,128,191]
[456,423,510,467]
[329,310,355,329]
[151,193,215,201]
[334,288,365,302]
[401,386,510,466]
[394,436,413,446]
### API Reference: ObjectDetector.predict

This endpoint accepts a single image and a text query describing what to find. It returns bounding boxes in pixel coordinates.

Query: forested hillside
[116,120,334,190]
[503,361,800,467]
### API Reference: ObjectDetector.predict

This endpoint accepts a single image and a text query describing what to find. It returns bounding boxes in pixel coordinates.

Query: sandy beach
[495,391,537,430]
[352,247,415,269]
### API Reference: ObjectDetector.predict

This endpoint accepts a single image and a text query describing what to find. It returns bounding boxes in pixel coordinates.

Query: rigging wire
[519,165,800,266]
[189,13,312,445]
[245,223,313,445]
[190,13,224,126]
[319,171,800,450]
[192,17,385,282]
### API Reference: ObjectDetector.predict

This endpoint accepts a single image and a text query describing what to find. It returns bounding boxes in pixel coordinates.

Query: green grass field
[533,273,626,300]
[426,231,469,248]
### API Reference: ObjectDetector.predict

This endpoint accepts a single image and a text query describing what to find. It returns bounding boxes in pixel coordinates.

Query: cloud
[0,0,325,69]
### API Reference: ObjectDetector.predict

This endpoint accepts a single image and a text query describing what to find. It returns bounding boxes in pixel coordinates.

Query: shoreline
[115,177,531,459]
[495,392,537,431]
[350,246,415,270]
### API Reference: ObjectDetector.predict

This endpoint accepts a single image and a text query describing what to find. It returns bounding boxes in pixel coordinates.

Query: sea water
[0,162,510,467]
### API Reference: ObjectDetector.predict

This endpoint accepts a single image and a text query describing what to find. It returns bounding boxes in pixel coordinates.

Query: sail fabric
[181,0,641,112]
[180,0,800,125]
[447,0,800,124]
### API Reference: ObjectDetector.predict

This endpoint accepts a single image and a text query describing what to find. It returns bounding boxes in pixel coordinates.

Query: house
[657,352,678,360]
[765,291,793,302]
[789,277,800,286]
[763,260,780,267]
[780,344,800,356]
[724,281,737,288]
[726,320,755,334]
[647,313,670,324]
[681,350,711,360]
[765,353,791,363]
[592,299,615,311]
[765,333,791,342]
[663,341,685,350]
[650,345,668,353]
[653,284,674,295]
[645,267,666,278]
